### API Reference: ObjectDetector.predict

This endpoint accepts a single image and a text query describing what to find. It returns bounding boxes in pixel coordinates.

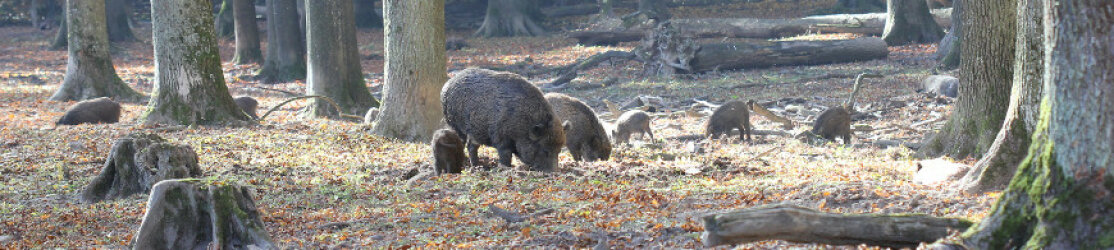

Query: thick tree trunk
[144,0,252,126]
[701,204,972,248]
[133,180,275,249]
[881,0,944,45]
[256,0,305,83]
[568,9,953,45]
[354,0,383,28]
[688,38,889,73]
[81,133,201,203]
[955,0,1043,194]
[215,0,234,39]
[105,0,134,42]
[935,0,962,70]
[50,9,67,50]
[231,0,262,65]
[957,1,1114,247]
[50,0,144,102]
[305,0,378,118]
[371,0,447,141]
[917,0,1014,159]
[475,0,546,37]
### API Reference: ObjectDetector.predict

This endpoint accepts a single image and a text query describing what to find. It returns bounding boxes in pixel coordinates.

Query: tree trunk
[305,0,378,118]
[144,0,253,126]
[81,133,202,203]
[957,1,1114,247]
[955,0,1043,194]
[881,0,944,45]
[567,9,953,45]
[687,38,889,73]
[231,0,262,65]
[935,0,962,70]
[371,0,447,141]
[50,0,144,103]
[474,0,546,37]
[621,0,670,28]
[132,180,275,249]
[105,0,134,42]
[215,0,234,39]
[256,0,305,83]
[598,0,613,18]
[354,0,383,28]
[50,9,67,50]
[701,204,972,248]
[917,0,1014,159]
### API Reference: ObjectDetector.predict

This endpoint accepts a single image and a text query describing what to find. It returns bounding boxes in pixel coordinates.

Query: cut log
[133,180,275,249]
[81,133,202,203]
[701,204,973,248]
[688,38,889,72]
[569,8,952,45]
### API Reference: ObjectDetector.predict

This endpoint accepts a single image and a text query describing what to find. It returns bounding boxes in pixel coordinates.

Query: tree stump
[80,133,202,203]
[133,180,275,249]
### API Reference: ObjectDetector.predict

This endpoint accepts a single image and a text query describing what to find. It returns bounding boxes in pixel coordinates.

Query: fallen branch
[749,104,795,130]
[701,204,972,248]
[546,50,637,87]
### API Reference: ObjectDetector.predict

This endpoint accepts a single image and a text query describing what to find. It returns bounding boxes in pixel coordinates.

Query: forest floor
[0,1,995,249]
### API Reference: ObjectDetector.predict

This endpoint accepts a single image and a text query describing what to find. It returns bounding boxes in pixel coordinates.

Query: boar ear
[562,121,572,132]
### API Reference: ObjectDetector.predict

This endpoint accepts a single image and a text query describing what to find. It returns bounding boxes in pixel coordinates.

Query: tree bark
[955,0,1043,194]
[144,0,253,126]
[935,0,962,70]
[81,133,202,203]
[917,0,1015,159]
[372,0,447,141]
[881,0,944,45]
[957,1,1114,247]
[50,0,144,103]
[231,0,262,65]
[105,0,134,42]
[256,0,305,83]
[132,180,275,249]
[215,0,234,39]
[354,0,383,28]
[305,0,379,119]
[50,8,67,50]
[475,0,546,37]
[701,204,972,248]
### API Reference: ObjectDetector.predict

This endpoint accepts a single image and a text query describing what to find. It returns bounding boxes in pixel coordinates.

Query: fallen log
[701,204,973,248]
[687,37,889,72]
[569,8,952,45]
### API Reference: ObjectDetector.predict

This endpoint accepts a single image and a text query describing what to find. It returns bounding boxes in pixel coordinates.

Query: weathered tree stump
[133,180,275,249]
[701,204,972,248]
[81,133,202,203]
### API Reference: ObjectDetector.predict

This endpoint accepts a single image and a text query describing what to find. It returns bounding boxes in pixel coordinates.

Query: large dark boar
[441,68,568,171]
[704,100,752,141]
[431,128,467,175]
[545,93,611,161]
[56,97,122,125]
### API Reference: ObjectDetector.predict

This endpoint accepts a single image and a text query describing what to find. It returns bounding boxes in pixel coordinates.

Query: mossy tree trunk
[955,0,1043,194]
[372,0,447,141]
[50,0,144,103]
[917,0,1015,159]
[354,0,383,28]
[255,0,305,83]
[474,0,546,37]
[143,0,252,126]
[105,0,134,42]
[81,133,202,203]
[230,0,262,65]
[305,0,378,118]
[133,180,275,249]
[957,0,1114,247]
[214,0,235,39]
[50,8,67,50]
[934,0,962,70]
[881,0,944,46]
